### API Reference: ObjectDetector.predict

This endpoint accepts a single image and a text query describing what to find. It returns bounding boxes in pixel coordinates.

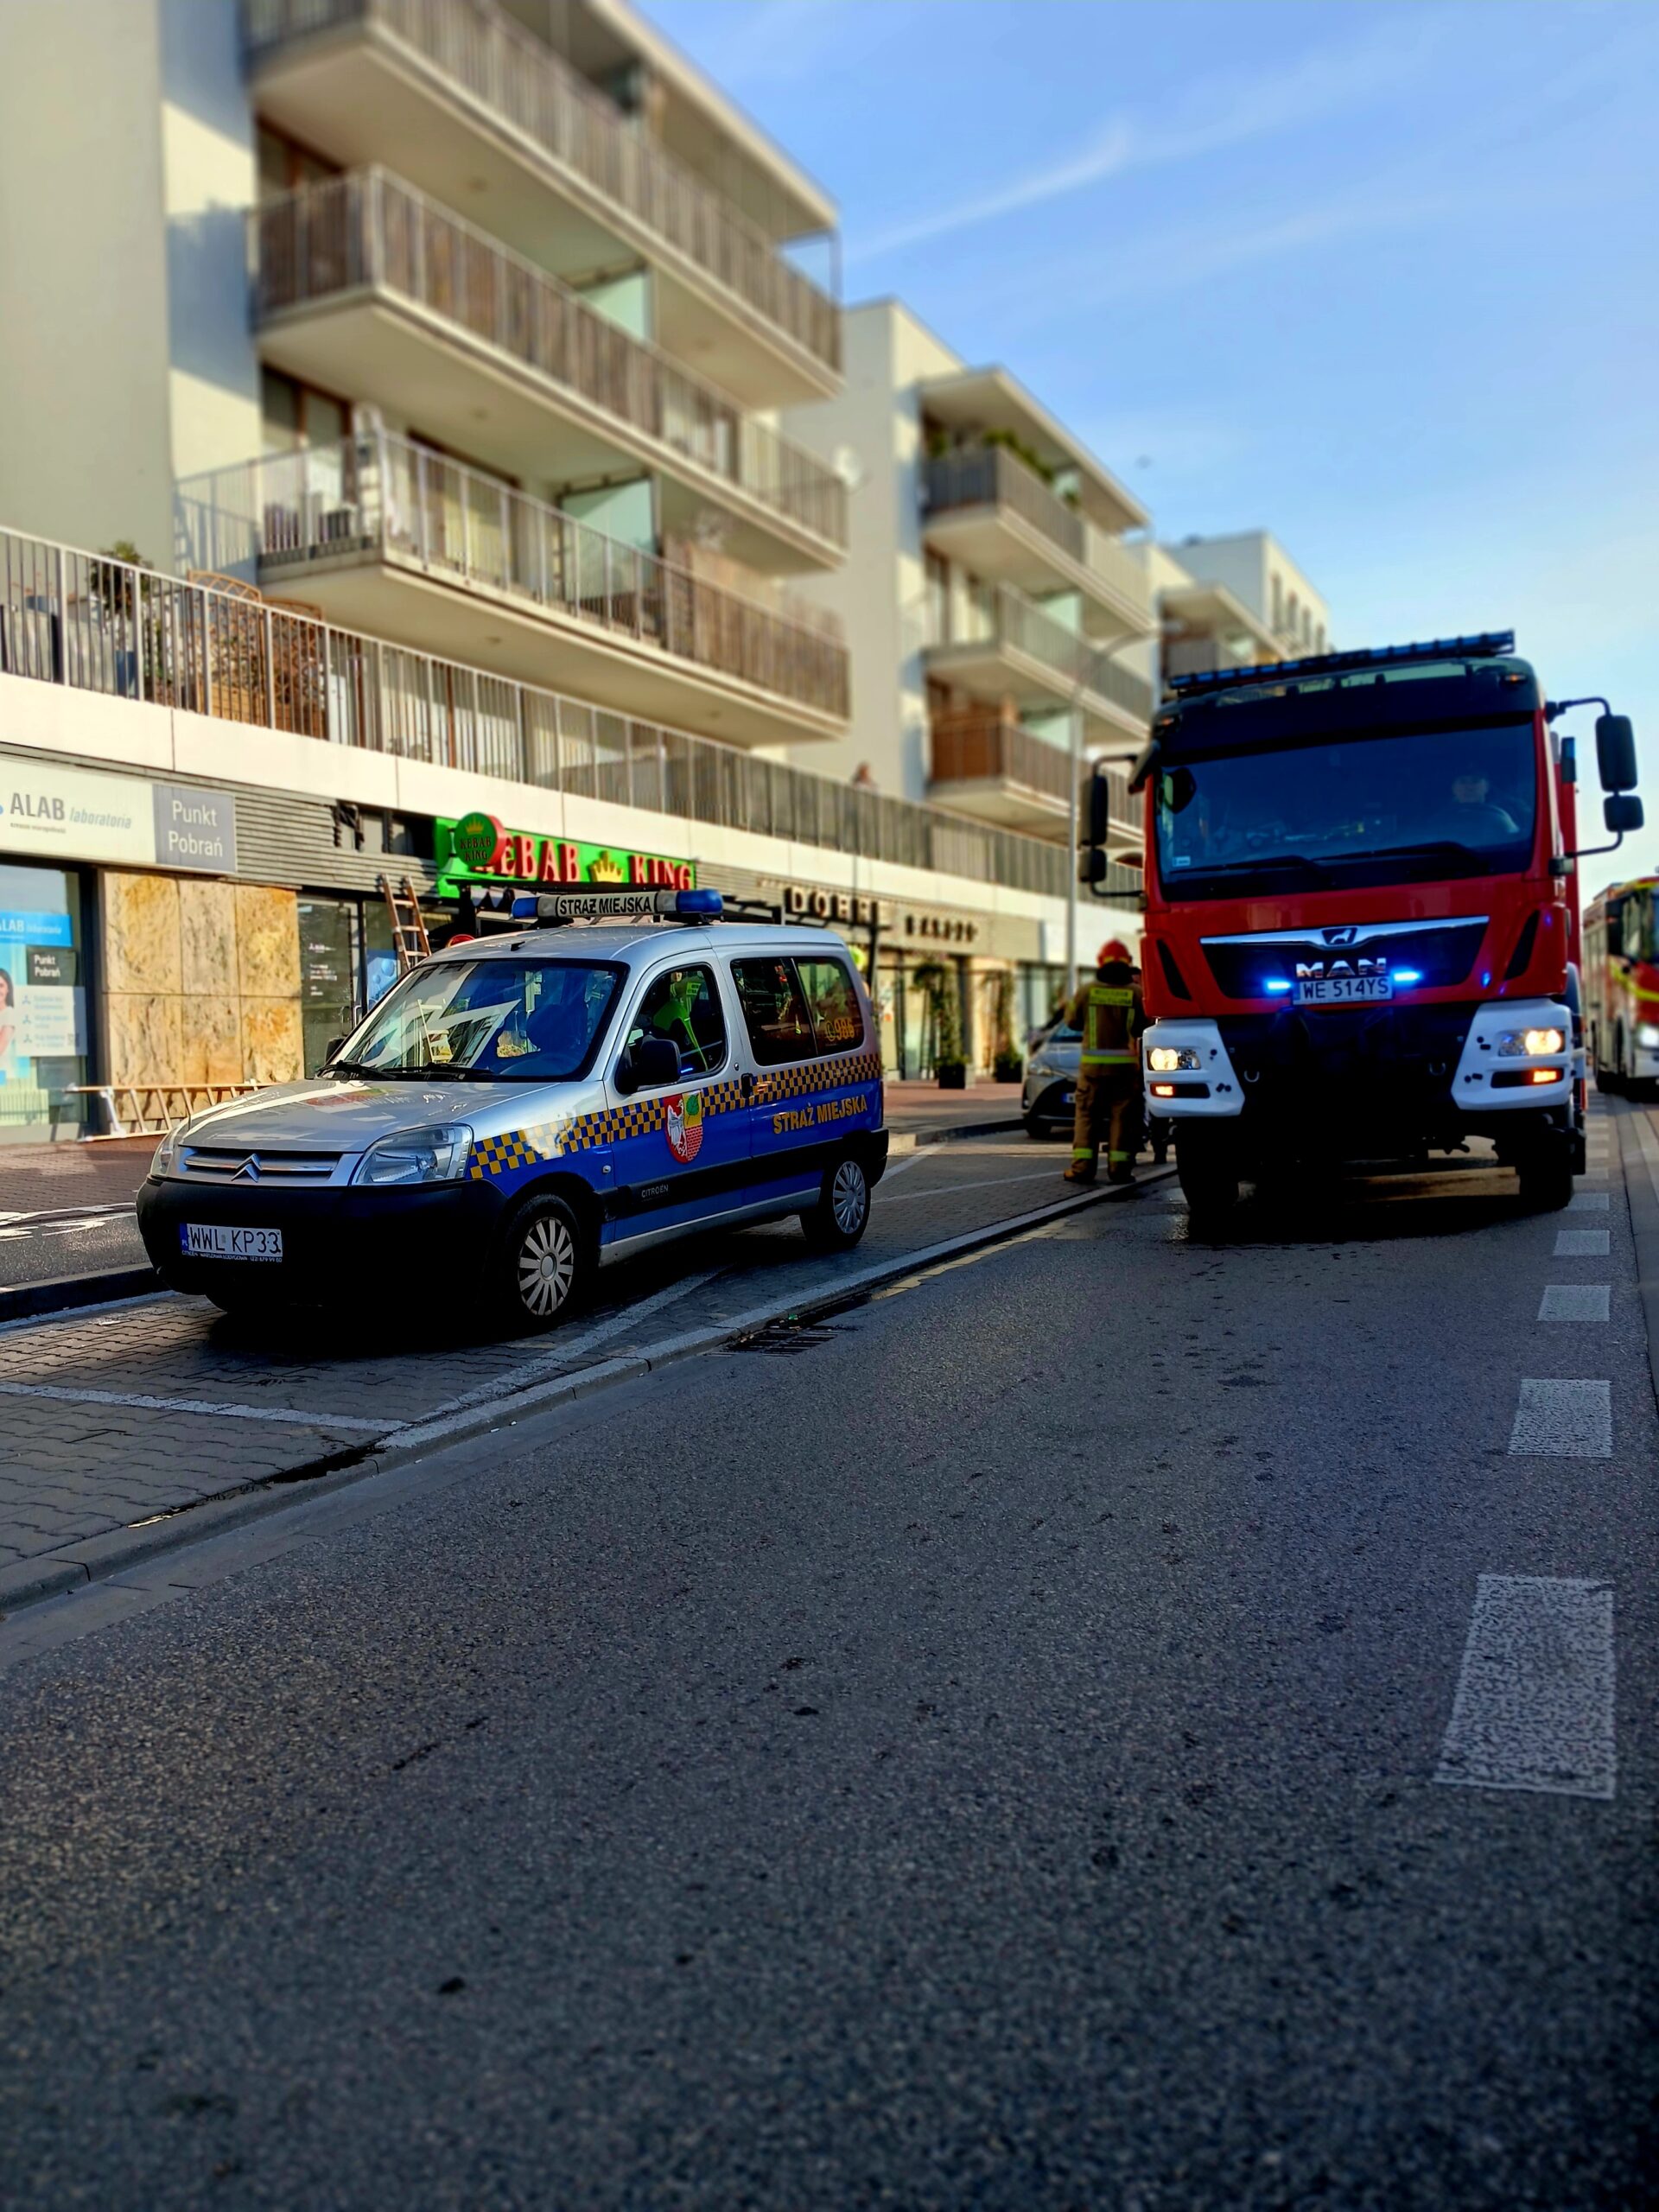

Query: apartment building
[0,1,1140,1124]
[1152,529,1332,689]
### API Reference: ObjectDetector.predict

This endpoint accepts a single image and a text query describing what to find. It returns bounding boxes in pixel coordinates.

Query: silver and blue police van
[136,888,888,1329]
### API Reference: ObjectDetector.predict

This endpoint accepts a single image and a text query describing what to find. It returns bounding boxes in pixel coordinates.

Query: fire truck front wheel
[1515,1142,1574,1213]
[1176,1132,1240,1228]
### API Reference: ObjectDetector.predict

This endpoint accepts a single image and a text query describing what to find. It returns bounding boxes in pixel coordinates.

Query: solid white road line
[1538,1284,1611,1322]
[1434,1574,1615,1800]
[1509,1377,1612,1458]
[1554,1229,1611,1257]
[1567,1192,1611,1211]
[881,1167,1062,1204]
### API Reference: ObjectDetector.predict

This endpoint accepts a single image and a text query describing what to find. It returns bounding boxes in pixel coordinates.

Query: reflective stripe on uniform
[1080,1052,1136,1065]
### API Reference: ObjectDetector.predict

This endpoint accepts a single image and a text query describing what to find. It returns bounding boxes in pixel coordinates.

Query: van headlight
[1639,1024,1659,1051]
[149,1119,189,1180]
[351,1123,474,1187]
[1147,1046,1201,1073]
[1497,1027,1564,1058]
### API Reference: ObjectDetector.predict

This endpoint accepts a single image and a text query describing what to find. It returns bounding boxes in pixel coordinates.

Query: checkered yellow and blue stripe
[467,1053,882,1181]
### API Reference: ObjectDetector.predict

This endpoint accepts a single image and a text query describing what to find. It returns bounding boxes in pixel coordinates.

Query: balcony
[244,0,841,405]
[175,432,849,749]
[0,522,1140,907]
[924,584,1153,749]
[254,171,845,571]
[928,707,1137,841]
[921,448,1148,634]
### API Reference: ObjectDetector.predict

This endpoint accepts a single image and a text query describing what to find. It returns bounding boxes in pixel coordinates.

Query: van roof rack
[1166,630,1516,701]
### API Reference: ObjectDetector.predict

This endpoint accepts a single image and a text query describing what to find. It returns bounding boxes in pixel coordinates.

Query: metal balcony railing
[244,0,841,377]
[930,708,1137,829]
[0,524,1142,903]
[921,447,1149,617]
[930,582,1154,725]
[254,170,847,550]
[176,433,850,721]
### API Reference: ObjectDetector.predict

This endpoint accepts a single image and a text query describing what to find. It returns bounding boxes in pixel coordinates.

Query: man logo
[663,1090,703,1164]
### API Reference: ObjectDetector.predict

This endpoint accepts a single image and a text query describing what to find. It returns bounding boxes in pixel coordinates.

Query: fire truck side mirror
[1604,794,1643,836]
[1079,847,1109,887]
[1595,713,1637,792]
[1085,769,1112,847]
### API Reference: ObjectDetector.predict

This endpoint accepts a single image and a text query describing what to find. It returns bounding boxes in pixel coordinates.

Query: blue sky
[639,0,1658,894]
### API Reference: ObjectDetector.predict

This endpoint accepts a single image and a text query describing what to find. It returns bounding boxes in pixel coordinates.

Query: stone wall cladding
[101,873,302,1088]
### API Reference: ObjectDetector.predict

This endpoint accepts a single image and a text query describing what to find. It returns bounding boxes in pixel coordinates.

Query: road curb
[1611,1103,1659,1419]
[887,1114,1026,1154]
[0,1169,1171,1619]
[0,1265,160,1327]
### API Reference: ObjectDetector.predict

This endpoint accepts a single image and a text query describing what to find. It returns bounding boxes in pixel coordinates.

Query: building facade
[0,3,1142,1136]
[1153,529,1332,688]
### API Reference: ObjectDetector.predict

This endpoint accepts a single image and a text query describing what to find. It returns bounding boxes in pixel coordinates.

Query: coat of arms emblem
[664,1090,703,1163]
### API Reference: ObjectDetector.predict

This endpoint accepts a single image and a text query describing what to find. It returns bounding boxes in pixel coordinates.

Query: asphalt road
[1,1123,1654,2209]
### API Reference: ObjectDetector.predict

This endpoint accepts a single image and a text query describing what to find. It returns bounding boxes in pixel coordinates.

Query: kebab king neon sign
[438,811,696,891]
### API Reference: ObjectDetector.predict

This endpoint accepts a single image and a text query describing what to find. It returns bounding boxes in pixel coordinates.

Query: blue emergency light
[1168,631,1516,701]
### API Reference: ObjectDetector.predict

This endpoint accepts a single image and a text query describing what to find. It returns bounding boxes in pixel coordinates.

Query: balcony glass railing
[244,0,841,375]
[929,583,1154,724]
[0,524,1139,902]
[255,170,847,550]
[921,448,1148,616]
[176,433,850,722]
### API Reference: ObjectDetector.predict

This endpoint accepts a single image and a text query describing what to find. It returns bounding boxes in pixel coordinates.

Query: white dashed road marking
[1538,1285,1611,1322]
[1554,1229,1611,1257]
[1509,1377,1612,1458]
[1435,1574,1616,1800]
[1567,1192,1610,1211]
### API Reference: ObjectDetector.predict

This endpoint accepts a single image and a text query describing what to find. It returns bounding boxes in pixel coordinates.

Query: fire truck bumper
[1144,1000,1575,1132]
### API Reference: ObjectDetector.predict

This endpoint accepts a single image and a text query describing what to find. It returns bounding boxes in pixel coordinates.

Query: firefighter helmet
[1097,938,1133,966]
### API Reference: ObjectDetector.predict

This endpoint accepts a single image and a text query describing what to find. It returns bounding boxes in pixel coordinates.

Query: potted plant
[915,960,968,1089]
[991,971,1022,1082]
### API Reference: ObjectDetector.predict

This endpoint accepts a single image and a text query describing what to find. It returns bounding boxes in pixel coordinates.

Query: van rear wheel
[802,1154,870,1251]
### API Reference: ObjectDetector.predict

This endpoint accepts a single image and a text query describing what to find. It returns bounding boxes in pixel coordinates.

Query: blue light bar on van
[1166,631,1516,700]
[508,887,724,926]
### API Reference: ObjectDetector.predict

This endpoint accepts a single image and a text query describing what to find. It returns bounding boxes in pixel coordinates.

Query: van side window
[626,964,726,1077]
[797,957,863,1053]
[732,957,814,1065]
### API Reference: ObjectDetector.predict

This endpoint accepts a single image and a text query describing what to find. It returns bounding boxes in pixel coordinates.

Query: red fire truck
[1583,877,1659,1095]
[1095,632,1641,1222]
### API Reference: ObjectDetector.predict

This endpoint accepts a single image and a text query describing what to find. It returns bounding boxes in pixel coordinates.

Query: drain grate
[729,1316,849,1355]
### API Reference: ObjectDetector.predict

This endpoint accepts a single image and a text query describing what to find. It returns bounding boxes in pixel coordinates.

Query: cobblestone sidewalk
[0,1139,1135,1607]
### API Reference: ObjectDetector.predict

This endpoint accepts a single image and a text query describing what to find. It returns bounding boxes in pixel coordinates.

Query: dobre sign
[778,881,981,946]
[436,812,695,892]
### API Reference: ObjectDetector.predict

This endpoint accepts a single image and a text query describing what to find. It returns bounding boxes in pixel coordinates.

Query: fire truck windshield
[1154,721,1536,900]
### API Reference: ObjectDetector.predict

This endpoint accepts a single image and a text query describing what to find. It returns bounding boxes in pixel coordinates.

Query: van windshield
[334,959,624,1083]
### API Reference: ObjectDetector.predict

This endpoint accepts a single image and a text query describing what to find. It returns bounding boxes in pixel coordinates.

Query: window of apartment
[925,550,950,647]
[257,121,341,200]
[1271,575,1284,633]
[261,369,350,455]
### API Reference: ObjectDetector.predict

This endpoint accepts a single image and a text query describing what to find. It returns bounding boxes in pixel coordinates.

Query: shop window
[732,958,815,1066]
[0,864,86,1142]
[625,965,726,1078]
[796,957,863,1054]
[298,897,362,1077]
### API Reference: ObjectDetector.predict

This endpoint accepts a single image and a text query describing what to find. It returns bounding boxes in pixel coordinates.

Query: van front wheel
[497,1193,588,1330]
[802,1154,870,1251]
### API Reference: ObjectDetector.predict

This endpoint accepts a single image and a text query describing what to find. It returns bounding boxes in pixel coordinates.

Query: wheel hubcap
[831,1160,868,1234]
[517,1215,575,1317]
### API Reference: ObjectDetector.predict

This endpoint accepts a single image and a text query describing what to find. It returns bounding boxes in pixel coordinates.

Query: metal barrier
[0,524,1142,901]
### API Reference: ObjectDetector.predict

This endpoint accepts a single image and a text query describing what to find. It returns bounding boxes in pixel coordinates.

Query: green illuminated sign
[435,816,696,893]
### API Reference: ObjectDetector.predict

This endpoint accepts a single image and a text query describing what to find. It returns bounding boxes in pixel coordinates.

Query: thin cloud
[848,16,1445,265]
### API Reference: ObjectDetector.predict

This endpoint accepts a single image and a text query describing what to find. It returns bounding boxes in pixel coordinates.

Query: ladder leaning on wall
[378,875,431,976]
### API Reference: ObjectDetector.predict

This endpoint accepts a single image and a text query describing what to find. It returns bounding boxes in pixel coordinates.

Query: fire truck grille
[1200,919,1489,999]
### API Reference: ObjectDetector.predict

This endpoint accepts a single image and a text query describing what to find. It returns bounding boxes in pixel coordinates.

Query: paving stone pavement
[0,1137,1103,1593]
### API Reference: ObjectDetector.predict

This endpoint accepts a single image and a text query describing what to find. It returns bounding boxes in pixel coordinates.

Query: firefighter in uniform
[1063,940,1145,1185]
